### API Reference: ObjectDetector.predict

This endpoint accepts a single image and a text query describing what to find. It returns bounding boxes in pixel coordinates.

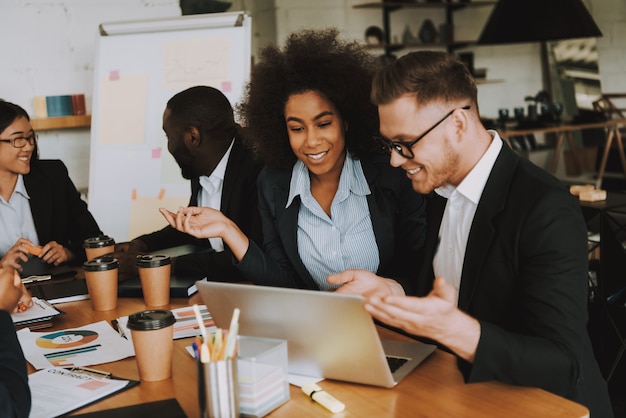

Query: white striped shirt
[286,154,380,290]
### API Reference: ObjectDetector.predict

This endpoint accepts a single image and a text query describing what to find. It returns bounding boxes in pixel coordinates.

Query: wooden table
[501,118,626,189]
[26,297,590,417]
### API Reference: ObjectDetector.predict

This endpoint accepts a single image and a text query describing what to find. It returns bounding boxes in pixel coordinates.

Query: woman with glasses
[161,29,426,296]
[0,100,102,273]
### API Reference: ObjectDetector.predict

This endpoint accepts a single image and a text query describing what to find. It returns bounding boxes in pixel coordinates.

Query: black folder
[72,398,186,418]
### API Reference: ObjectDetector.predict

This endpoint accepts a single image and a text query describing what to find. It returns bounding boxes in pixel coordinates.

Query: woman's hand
[39,241,73,266]
[0,238,33,272]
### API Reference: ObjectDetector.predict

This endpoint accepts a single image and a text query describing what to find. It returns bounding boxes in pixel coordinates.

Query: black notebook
[72,398,187,418]
[20,257,87,304]
[20,256,77,282]
[26,278,89,304]
[118,275,207,298]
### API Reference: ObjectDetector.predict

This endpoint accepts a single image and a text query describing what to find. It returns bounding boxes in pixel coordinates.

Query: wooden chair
[593,93,626,120]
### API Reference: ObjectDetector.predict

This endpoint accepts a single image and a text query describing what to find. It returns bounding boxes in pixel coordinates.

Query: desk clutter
[18,300,289,417]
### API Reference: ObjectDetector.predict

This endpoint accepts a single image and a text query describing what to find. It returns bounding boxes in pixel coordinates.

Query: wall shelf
[31,115,91,131]
[354,1,497,54]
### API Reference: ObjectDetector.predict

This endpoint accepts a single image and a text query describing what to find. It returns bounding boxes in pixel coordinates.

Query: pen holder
[198,358,239,418]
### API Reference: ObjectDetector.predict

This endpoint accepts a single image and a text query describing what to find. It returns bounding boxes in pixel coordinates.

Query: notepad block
[237,336,289,418]
[570,184,595,196]
[579,188,607,202]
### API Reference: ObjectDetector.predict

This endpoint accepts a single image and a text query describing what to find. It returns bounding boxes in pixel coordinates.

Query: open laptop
[197,281,436,388]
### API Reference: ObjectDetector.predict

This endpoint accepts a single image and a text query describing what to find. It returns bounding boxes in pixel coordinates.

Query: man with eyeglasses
[0,99,102,272]
[329,51,613,417]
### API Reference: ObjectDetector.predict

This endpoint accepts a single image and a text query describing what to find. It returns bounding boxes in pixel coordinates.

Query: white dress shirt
[197,138,235,252]
[433,131,502,303]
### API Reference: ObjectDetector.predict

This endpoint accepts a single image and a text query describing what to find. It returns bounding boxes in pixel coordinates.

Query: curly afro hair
[237,28,383,169]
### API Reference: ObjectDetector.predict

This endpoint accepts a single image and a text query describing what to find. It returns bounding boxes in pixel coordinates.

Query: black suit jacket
[417,140,612,417]
[136,135,263,282]
[24,159,102,264]
[0,311,30,418]
[237,154,427,292]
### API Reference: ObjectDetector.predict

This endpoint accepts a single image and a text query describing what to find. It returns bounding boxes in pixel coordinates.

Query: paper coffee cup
[136,254,172,307]
[83,255,119,311]
[83,235,116,260]
[127,309,176,381]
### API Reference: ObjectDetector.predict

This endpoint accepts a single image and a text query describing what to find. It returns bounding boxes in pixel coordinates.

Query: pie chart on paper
[36,330,98,349]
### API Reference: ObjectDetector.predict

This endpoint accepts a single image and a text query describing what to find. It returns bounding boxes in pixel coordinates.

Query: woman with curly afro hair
[161,28,427,297]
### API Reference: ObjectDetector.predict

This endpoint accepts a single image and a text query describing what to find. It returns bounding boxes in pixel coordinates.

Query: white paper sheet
[29,367,130,418]
[17,320,135,370]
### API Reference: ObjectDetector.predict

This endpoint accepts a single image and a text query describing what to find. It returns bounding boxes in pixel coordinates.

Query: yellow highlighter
[302,382,345,413]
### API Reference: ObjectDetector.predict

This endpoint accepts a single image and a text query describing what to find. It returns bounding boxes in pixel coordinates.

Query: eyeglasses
[374,105,471,159]
[0,132,38,148]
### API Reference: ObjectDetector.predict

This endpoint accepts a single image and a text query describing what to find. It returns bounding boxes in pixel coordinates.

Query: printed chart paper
[117,304,216,341]
[17,320,135,370]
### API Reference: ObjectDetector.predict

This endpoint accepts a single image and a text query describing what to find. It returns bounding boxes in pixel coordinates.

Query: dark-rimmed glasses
[0,132,38,148]
[374,105,471,159]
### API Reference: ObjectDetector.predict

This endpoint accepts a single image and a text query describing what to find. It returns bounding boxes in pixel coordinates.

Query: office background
[1,0,624,199]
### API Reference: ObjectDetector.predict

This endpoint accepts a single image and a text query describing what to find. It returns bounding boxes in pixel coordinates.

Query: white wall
[1,0,183,191]
[0,0,270,193]
[592,0,626,93]
[1,0,624,194]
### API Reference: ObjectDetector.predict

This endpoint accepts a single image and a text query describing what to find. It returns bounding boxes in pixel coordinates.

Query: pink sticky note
[152,148,162,159]
[109,70,120,81]
[221,81,232,92]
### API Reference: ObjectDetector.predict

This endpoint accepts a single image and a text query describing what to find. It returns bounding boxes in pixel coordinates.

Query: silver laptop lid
[197,281,435,387]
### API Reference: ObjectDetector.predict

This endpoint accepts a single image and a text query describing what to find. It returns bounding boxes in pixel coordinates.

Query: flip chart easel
[88,12,251,241]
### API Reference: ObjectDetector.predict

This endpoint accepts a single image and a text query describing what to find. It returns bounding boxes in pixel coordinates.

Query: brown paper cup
[83,256,119,311]
[127,310,176,381]
[83,235,115,260]
[85,245,114,260]
[137,255,172,307]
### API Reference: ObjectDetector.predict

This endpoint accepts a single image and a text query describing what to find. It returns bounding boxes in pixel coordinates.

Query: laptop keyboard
[386,356,409,373]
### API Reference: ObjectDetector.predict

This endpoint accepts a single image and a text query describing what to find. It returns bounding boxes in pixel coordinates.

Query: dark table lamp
[478,0,602,45]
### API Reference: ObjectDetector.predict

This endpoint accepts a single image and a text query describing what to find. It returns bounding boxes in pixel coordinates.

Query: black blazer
[137,134,263,282]
[24,159,102,264]
[0,311,30,418]
[237,154,427,292]
[417,141,613,417]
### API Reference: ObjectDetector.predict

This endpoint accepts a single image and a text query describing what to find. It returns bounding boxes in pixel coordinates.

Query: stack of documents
[11,297,63,330]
